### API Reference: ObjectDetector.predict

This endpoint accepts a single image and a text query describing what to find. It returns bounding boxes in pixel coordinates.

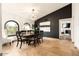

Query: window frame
[4,20,19,37]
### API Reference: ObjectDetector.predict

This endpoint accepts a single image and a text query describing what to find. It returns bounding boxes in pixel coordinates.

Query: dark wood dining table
[22,33,37,46]
[22,33,35,38]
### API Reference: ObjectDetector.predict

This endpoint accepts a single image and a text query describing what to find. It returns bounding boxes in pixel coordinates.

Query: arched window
[4,20,19,37]
[23,23,31,30]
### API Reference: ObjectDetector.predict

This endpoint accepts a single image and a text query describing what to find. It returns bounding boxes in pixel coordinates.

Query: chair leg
[42,38,43,42]
[28,40,31,45]
[37,39,40,45]
[33,40,36,47]
[26,41,27,44]
[16,41,19,47]
[9,42,11,46]
[26,40,29,44]
[20,41,22,48]
[39,39,41,44]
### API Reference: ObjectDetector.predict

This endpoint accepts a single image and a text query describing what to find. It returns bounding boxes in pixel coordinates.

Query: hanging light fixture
[31,8,39,20]
[32,8,35,12]
[31,8,35,20]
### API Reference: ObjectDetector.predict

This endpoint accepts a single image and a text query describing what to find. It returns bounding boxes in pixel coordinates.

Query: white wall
[72,4,79,49]
[2,13,34,38]
[2,4,35,38]
[1,3,69,38]
[0,3,2,54]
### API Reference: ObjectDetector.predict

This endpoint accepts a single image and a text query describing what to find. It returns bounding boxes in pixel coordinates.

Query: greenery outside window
[4,20,19,37]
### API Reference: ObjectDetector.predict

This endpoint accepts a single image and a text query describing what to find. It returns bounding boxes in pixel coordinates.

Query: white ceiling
[2,3,69,21]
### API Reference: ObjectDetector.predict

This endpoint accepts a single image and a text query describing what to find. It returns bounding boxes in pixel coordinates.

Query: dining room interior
[0,3,79,56]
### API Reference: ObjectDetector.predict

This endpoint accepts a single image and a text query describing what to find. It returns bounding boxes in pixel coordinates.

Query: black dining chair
[35,33,41,45]
[39,31,44,42]
[16,31,28,48]
[33,30,41,45]
[26,35,37,47]
[21,30,37,47]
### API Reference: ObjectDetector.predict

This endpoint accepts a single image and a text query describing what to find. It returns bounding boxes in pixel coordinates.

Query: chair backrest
[16,31,21,40]
[39,31,43,38]
[34,31,43,39]
[21,30,26,36]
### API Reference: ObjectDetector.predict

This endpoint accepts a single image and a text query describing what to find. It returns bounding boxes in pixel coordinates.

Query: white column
[72,3,79,48]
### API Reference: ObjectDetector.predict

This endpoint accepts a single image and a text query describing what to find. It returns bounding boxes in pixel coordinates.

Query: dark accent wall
[35,4,72,38]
